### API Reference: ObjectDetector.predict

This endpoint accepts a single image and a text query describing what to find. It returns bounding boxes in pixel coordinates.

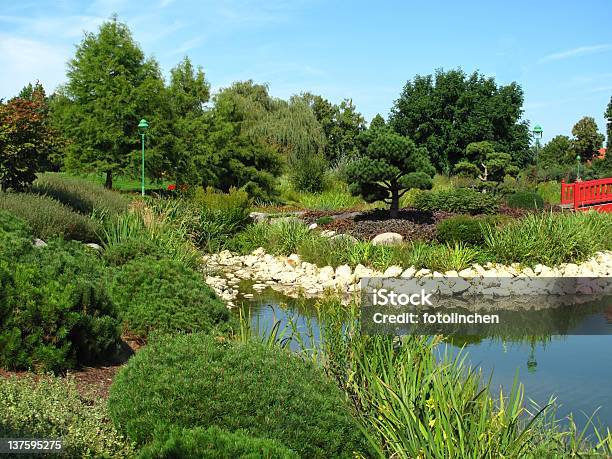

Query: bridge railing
[561,178,612,209]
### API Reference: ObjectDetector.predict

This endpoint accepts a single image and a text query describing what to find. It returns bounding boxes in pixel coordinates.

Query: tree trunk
[104,170,113,189]
[390,188,399,219]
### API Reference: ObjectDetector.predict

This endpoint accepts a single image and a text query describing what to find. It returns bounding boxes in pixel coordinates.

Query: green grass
[307,297,612,458]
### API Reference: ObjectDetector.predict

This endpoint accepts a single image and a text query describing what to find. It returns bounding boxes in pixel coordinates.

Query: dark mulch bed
[323,208,455,242]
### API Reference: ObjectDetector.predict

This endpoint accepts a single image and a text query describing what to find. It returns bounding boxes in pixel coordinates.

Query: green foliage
[137,426,298,459]
[108,256,235,340]
[389,69,530,172]
[0,376,135,458]
[572,116,605,162]
[32,173,130,218]
[55,16,165,189]
[538,135,574,167]
[0,239,121,373]
[536,181,561,205]
[102,202,199,267]
[0,191,101,242]
[436,215,488,245]
[313,298,612,458]
[231,220,312,255]
[0,83,62,191]
[316,215,334,225]
[414,188,499,214]
[506,191,544,209]
[346,129,434,217]
[192,187,252,251]
[484,211,612,266]
[281,179,367,211]
[288,153,328,192]
[108,333,367,458]
[453,160,480,178]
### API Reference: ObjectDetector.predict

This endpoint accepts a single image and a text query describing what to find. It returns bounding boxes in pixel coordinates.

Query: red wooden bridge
[560,177,612,212]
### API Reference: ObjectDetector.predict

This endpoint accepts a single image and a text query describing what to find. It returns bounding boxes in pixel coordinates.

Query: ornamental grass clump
[108,333,368,458]
[313,297,612,458]
[484,211,612,266]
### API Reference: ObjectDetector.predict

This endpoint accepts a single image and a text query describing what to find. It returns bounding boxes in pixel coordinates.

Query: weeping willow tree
[221,81,328,192]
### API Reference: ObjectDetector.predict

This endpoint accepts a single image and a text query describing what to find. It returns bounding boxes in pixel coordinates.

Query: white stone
[287,253,301,266]
[444,270,459,277]
[318,266,335,282]
[33,238,47,248]
[401,267,417,278]
[415,268,431,277]
[354,264,374,280]
[320,230,336,238]
[335,264,353,280]
[308,223,318,230]
[372,232,403,246]
[85,243,102,251]
[383,265,403,277]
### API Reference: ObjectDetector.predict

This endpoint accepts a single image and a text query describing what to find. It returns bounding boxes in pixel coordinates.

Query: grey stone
[372,232,403,246]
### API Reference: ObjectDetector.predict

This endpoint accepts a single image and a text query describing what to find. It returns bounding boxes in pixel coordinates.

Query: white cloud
[540,44,612,63]
[0,35,69,98]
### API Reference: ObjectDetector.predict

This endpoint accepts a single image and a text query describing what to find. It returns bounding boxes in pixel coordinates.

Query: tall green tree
[538,135,573,168]
[389,69,530,172]
[346,130,434,218]
[571,116,604,162]
[0,83,61,190]
[54,16,164,189]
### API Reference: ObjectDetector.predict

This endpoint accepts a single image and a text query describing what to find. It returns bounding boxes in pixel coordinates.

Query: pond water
[236,288,612,430]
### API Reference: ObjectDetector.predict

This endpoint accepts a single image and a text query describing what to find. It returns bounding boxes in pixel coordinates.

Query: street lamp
[576,155,581,181]
[532,124,543,163]
[138,118,149,197]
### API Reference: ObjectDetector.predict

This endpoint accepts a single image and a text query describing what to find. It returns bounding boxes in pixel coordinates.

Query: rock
[458,268,477,278]
[335,264,352,279]
[320,230,336,238]
[415,268,431,277]
[401,267,417,278]
[33,238,47,248]
[251,247,266,257]
[287,253,301,266]
[318,266,335,282]
[372,232,403,246]
[249,212,268,223]
[383,265,403,277]
[85,243,102,251]
[444,270,459,277]
[354,264,374,280]
[308,223,318,230]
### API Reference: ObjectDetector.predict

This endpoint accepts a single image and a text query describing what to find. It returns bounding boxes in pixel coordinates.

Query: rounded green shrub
[414,188,499,214]
[103,237,166,266]
[436,216,486,246]
[0,240,121,373]
[108,333,367,458]
[137,426,298,459]
[0,210,34,260]
[108,257,235,339]
[506,191,544,209]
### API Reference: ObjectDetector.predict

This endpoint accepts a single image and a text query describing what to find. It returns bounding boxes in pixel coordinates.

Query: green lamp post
[532,124,543,163]
[138,119,149,197]
[576,155,581,181]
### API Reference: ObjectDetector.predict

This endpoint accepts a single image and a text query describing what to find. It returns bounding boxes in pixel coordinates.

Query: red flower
[167,184,176,191]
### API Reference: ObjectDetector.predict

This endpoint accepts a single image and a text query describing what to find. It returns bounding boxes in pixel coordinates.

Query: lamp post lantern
[532,124,543,163]
[138,119,149,197]
[576,155,581,181]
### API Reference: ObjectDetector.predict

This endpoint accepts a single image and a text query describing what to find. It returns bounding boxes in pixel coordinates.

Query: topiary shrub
[436,216,487,246]
[0,240,121,373]
[506,191,544,209]
[414,188,499,214]
[0,191,101,242]
[108,257,235,340]
[137,426,298,459]
[32,173,130,218]
[0,375,135,458]
[108,333,368,458]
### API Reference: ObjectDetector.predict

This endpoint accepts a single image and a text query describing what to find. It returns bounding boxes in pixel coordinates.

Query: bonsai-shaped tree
[346,130,434,218]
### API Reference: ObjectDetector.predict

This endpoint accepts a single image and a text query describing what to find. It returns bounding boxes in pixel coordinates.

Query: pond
[236,288,612,430]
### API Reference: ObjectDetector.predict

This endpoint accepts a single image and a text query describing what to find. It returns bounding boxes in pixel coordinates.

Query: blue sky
[1,0,611,142]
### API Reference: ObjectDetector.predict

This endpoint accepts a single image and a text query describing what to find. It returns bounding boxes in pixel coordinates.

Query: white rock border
[202,248,612,308]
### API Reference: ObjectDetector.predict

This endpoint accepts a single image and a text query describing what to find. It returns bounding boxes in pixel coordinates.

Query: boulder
[33,238,47,248]
[372,232,403,246]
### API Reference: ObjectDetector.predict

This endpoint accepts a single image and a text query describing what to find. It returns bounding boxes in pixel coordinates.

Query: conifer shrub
[436,215,487,246]
[108,257,235,340]
[137,426,298,459]
[414,188,499,214]
[109,333,368,458]
[506,191,544,209]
